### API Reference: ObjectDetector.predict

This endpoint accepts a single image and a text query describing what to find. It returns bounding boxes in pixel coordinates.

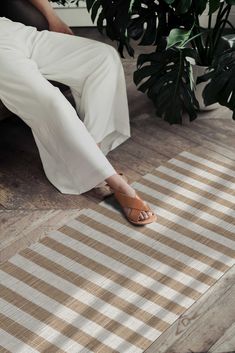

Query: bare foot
[105,173,154,221]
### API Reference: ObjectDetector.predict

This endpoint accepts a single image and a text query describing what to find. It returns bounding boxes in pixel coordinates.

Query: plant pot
[191,64,220,111]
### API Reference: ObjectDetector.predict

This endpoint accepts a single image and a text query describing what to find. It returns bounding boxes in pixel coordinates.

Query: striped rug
[1,150,235,353]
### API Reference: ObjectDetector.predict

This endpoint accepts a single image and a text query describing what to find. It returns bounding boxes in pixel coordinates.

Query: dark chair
[1,0,49,31]
[0,0,75,121]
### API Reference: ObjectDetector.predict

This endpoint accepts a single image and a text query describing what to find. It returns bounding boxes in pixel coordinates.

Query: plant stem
[216,2,224,22]
[207,2,230,65]
[211,2,225,44]
[205,13,212,64]
[173,49,183,102]
[212,5,231,62]
[192,13,205,65]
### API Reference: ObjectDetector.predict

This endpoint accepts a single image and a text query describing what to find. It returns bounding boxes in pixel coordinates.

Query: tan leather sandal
[113,189,157,225]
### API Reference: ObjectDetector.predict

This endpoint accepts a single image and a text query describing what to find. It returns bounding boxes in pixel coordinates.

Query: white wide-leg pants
[0,17,131,194]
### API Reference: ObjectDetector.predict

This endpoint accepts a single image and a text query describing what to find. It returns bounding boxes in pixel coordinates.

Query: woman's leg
[0,19,153,220]
[26,26,153,219]
[0,45,117,195]
[29,30,131,157]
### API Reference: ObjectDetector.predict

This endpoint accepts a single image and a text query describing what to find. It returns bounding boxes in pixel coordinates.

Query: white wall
[54,8,95,26]
[200,5,235,27]
[52,2,95,26]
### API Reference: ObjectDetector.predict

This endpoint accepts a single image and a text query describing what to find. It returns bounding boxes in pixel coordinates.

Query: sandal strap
[114,190,150,212]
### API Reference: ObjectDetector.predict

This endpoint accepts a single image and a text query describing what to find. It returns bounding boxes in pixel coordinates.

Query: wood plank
[108,143,155,176]
[131,119,199,154]
[186,144,235,165]
[153,114,235,160]
[209,322,235,352]
[192,119,235,147]
[144,264,235,353]
[0,209,82,263]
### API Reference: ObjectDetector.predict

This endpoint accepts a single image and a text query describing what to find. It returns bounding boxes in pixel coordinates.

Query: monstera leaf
[85,0,182,56]
[85,0,137,56]
[134,47,200,124]
[201,48,235,119]
[127,0,159,45]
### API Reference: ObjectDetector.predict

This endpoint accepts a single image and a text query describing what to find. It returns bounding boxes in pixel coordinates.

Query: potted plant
[53,0,235,124]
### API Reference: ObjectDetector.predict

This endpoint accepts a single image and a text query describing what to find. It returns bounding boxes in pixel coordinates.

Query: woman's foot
[105,173,154,221]
[96,143,154,221]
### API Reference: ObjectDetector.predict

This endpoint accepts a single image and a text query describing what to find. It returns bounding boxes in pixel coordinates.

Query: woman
[0,0,157,225]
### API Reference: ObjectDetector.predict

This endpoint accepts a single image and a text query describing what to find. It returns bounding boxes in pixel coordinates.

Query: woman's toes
[122,201,154,222]
[142,211,154,220]
[140,211,148,220]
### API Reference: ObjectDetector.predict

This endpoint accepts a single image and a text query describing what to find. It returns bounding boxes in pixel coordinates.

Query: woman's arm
[28,0,74,34]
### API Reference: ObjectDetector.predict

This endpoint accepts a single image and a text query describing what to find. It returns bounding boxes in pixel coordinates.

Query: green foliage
[85,0,235,123]
[200,47,235,118]
[166,28,193,48]
[84,0,172,57]
[134,47,199,124]
[54,0,235,124]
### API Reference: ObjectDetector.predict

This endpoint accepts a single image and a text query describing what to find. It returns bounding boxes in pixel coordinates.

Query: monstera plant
[52,0,235,124]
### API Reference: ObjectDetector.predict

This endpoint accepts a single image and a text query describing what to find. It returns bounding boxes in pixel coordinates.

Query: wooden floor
[0,28,235,353]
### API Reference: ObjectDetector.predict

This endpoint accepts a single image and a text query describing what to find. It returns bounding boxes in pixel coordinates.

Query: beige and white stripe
[1,150,235,353]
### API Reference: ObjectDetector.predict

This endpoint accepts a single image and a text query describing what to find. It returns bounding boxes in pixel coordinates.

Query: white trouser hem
[48,131,130,195]
[99,130,131,156]
[46,164,117,195]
